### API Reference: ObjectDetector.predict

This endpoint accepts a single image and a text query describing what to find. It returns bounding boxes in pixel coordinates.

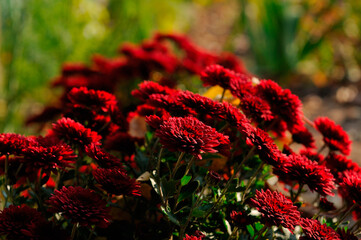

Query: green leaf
[161,206,180,226]
[246,225,254,237]
[161,178,176,196]
[192,208,206,218]
[255,222,264,231]
[178,180,199,202]
[181,175,192,186]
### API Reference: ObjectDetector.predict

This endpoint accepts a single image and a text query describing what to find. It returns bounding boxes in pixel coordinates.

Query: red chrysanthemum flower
[67,87,117,113]
[300,218,340,240]
[230,210,251,227]
[48,186,110,228]
[292,126,316,149]
[338,170,361,204]
[131,80,175,101]
[239,94,274,124]
[21,142,76,174]
[218,101,251,133]
[257,80,304,132]
[274,153,336,196]
[323,153,360,180]
[0,133,35,156]
[319,197,336,212]
[246,127,285,167]
[155,116,230,159]
[0,205,45,240]
[250,189,300,231]
[147,93,196,117]
[336,229,358,240]
[93,168,141,196]
[51,117,102,147]
[85,144,124,170]
[183,235,203,240]
[200,64,237,89]
[229,74,254,99]
[103,131,144,156]
[314,117,351,155]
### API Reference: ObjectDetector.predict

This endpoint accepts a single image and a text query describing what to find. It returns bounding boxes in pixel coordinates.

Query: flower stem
[291,184,304,203]
[254,225,268,240]
[171,152,185,179]
[241,162,265,205]
[220,88,226,102]
[70,223,79,240]
[335,203,358,228]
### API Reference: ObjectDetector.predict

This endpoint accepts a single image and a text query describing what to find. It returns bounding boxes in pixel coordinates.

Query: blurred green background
[1,0,361,134]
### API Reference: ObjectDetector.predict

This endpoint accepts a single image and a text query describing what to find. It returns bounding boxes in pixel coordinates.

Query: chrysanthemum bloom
[156,116,230,159]
[250,189,300,231]
[319,197,336,212]
[218,101,251,133]
[85,144,124,170]
[93,168,141,196]
[183,235,203,240]
[0,133,35,156]
[273,153,336,196]
[300,218,340,240]
[229,74,254,99]
[131,80,175,101]
[324,153,360,179]
[147,93,196,117]
[67,87,117,113]
[200,64,237,89]
[48,186,110,228]
[299,149,324,163]
[291,126,316,149]
[230,210,251,227]
[246,127,285,167]
[51,117,102,147]
[238,94,274,124]
[338,170,361,204]
[337,228,358,240]
[257,80,304,132]
[205,170,223,186]
[21,142,76,174]
[176,91,223,117]
[314,117,351,155]
[0,205,45,240]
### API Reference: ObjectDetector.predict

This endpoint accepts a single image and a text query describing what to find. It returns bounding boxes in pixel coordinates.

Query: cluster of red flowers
[1,33,360,240]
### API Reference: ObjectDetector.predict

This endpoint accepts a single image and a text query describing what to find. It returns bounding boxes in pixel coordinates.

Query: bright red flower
[0,205,45,240]
[292,126,316,149]
[257,80,303,132]
[200,64,237,89]
[131,81,175,101]
[274,153,336,196]
[155,116,230,159]
[324,153,360,179]
[147,93,196,117]
[229,74,254,99]
[183,235,203,240]
[239,94,274,124]
[67,87,117,113]
[51,117,102,147]
[250,189,300,231]
[85,144,124,170]
[93,168,141,196]
[300,218,340,240]
[299,149,324,163]
[314,117,351,155]
[48,186,110,228]
[218,101,251,133]
[338,170,361,204]
[0,133,35,156]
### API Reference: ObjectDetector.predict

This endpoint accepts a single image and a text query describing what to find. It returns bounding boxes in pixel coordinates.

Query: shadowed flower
[324,153,360,179]
[292,126,316,149]
[67,87,117,113]
[48,186,110,228]
[299,149,324,163]
[51,117,102,147]
[131,81,175,101]
[319,197,336,212]
[314,117,351,155]
[230,210,251,227]
[147,93,196,117]
[200,64,236,89]
[250,189,300,231]
[0,205,45,240]
[218,101,251,134]
[257,80,303,132]
[274,153,336,196]
[85,144,124,170]
[338,170,361,204]
[336,229,358,240]
[92,168,141,196]
[205,170,223,186]
[156,116,230,159]
[27,219,69,240]
[300,218,340,240]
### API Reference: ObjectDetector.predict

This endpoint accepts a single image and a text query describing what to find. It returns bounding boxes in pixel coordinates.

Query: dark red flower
[299,149,324,163]
[131,81,176,101]
[21,142,76,174]
[103,131,144,156]
[200,64,237,89]
[300,218,340,240]
[145,115,165,129]
[246,127,285,167]
[0,205,45,240]
[155,116,230,159]
[257,80,304,132]
[319,197,336,212]
[67,87,117,113]
[218,101,251,133]
[0,133,35,156]
[48,186,110,228]
[93,168,141,196]
[292,126,316,149]
[229,74,254,99]
[274,153,336,196]
[250,189,300,231]
[230,210,251,227]
[205,170,223,186]
[85,144,124,170]
[324,153,360,179]
[238,94,274,124]
[27,219,70,240]
[338,170,361,204]
[147,93,195,117]
[337,228,358,240]
[51,117,102,147]
[314,117,351,156]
